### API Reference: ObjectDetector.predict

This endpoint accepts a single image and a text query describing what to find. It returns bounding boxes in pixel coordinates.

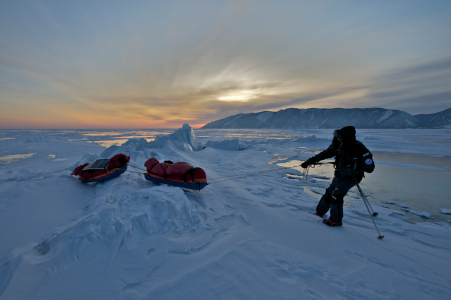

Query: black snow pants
[316,171,363,223]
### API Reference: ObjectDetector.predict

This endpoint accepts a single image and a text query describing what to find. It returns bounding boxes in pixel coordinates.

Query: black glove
[301,158,316,168]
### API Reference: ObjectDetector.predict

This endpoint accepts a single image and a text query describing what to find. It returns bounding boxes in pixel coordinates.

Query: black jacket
[313,140,375,176]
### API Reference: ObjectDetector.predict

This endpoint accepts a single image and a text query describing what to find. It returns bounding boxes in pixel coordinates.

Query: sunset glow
[1,1,450,128]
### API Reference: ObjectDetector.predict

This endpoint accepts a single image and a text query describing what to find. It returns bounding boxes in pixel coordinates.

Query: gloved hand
[301,158,316,168]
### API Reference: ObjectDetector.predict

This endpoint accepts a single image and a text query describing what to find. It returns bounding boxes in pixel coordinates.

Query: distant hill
[202,107,451,129]
[414,108,451,128]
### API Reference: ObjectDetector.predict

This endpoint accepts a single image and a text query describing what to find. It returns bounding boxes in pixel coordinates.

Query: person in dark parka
[301,126,375,226]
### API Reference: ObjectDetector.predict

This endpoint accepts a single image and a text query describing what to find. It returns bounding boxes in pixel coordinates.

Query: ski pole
[354,180,378,217]
[351,173,384,240]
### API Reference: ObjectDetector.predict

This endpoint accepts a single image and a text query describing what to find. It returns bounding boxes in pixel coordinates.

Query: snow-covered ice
[406,210,433,219]
[0,127,450,299]
[385,201,410,209]
[205,139,242,151]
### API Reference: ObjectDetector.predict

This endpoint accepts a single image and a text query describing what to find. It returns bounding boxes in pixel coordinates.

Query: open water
[279,159,451,223]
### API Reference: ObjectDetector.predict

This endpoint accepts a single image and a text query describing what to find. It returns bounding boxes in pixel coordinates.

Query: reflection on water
[279,159,451,223]
[87,138,156,148]
[269,157,289,164]
[0,129,173,148]
[0,153,36,164]
[82,130,172,137]
[83,132,127,136]
[87,139,130,147]
[73,130,173,147]
[195,129,300,140]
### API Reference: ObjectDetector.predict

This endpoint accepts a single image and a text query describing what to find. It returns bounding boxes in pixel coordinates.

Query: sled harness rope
[208,164,305,184]
[127,163,316,184]
[302,161,335,181]
[129,165,147,173]
[117,164,149,175]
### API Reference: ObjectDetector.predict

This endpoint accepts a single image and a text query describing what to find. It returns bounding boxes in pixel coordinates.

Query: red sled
[72,154,130,183]
[143,158,208,191]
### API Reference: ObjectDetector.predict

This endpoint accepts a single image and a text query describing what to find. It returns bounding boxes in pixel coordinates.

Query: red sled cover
[144,158,159,172]
[167,162,193,176]
[150,163,170,179]
[80,169,106,180]
[144,159,206,183]
[193,168,207,183]
[107,154,130,171]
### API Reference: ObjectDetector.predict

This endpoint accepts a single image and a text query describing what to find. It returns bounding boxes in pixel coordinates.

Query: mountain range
[202,107,451,129]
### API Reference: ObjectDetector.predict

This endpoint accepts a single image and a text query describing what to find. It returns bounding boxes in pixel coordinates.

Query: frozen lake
[1,128,450,223]
[195,128,451,223]
[1,127,451,299]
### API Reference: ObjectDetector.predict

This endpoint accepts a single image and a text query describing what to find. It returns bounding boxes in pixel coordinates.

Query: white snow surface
[256,111,274,123]
[205,139,242,151]
[0,127,451,299]
[407,210,433,219]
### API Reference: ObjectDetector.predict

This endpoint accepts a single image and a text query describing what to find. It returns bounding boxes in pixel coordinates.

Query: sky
[1,0,450,129]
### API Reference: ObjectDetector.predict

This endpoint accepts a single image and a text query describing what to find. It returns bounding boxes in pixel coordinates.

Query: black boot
[328,193,345,224]
[316,188,332,217]
[323,218,343,226]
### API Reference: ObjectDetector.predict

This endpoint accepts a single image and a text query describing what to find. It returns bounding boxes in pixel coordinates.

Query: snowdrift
[0,183,218,297]
[121,138,149,151]
[148,123,200,151]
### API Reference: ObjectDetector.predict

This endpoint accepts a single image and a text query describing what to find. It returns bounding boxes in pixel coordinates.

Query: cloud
[365,55,451,114]
[1,1,451,128]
